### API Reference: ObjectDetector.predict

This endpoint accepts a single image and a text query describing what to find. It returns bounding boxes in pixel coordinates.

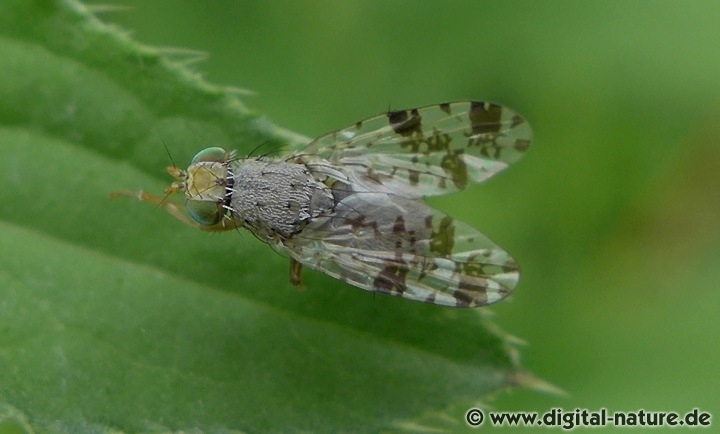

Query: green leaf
[0,1,531,432]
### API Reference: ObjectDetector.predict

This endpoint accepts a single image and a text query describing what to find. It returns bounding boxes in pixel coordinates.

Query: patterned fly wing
[283,192,519,307]
[297,101,531,198]
[119,100,530,307]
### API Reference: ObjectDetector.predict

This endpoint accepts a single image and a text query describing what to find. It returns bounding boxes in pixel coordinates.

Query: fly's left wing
[296,101,531,198]
[284,193,518,307]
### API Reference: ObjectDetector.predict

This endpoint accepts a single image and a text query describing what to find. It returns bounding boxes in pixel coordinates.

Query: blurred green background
[106,0,720,430]
[2,0,719,432]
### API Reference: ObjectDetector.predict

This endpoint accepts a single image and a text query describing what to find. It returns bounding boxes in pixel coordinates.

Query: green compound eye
[191,147,227,164]
[186,200,223,226]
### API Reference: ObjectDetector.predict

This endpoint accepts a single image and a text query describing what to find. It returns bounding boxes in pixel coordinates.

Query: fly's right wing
[295,101,531,198]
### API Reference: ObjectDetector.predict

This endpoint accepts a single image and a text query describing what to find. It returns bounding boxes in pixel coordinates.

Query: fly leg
[109,190,235,232]
[290,258,305,288]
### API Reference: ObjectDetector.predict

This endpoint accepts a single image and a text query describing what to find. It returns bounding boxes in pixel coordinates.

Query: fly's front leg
[109,190,234,232]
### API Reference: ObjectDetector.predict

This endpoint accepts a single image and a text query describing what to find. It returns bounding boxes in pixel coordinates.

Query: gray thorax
[229,159,335,240]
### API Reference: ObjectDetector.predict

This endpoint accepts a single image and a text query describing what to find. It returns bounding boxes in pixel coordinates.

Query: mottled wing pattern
[297,101,531,198]
[284,193,518,307]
